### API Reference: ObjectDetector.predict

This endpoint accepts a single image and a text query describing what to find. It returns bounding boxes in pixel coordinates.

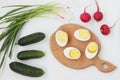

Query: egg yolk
[69,49,80,58]
[57,31,68,42]
[78,29,90,39]
[88,42,98,53]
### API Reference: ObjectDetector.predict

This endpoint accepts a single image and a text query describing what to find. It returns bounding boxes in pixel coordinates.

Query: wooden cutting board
[50,23,116,72]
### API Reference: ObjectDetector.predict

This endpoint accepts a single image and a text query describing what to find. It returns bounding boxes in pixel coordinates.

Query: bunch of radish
[80,0,115,36]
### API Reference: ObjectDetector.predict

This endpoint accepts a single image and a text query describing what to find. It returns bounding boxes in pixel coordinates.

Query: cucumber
[18,32,45,46]
[17,50,45,60]
[10,62,44,77]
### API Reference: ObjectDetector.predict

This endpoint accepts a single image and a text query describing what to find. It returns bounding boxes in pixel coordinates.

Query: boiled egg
[74,29,91,41]
[85,42,98,59]
[55,30,68,47]
[63,47,81,59]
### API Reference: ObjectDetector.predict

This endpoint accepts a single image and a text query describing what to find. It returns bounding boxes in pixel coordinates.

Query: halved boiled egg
[55,30,68,47]
[74,29,91,41]
[63,47,81,59]
[85,42,98,59]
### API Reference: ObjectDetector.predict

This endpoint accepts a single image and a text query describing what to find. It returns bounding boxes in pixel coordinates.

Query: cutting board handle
[93,58,116,72]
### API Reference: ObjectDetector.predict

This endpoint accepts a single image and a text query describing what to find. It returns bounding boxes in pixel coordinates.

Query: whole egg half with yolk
[85,42,98,59]
[55,30,68,47]
[74,29,91,41]
[63,47,81,59]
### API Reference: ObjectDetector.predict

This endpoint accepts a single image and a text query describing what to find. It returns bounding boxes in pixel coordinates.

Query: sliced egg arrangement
[74,29,91,41]
[63,47,81,59]
[85,42,98,59]
[55,30,68,47]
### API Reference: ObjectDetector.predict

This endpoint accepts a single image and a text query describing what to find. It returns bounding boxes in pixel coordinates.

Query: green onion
[0,3,64,69]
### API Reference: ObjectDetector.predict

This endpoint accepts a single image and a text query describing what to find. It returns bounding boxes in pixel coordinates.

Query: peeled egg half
[74,29,91,41]
[55,30,68,47]
[85,42,98,59]
[63,47,81,59]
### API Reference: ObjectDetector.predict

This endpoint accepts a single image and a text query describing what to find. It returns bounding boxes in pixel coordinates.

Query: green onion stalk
[0,3,66,69]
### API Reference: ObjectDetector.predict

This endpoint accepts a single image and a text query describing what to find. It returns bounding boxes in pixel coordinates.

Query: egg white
[55,30,68,47]
[74,29,91,41]
[85,42,98,59]
[63,47,81,59]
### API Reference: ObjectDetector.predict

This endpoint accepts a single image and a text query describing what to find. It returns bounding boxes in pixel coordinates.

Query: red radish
[80,4,91,22]
[100,21,117,35]
[94,0,103,21]
[100,24,110,35]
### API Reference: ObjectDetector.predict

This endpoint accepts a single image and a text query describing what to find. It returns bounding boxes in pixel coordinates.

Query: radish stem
[110,19,119,29]
[95,0,99,11]
[84,3,92,13]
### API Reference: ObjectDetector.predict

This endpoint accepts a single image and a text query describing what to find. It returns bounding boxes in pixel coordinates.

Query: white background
[0,0,120,80]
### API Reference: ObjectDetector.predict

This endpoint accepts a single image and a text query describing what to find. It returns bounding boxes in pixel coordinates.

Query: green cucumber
[17,50,45,60]
[18,32,45,46]
[10,62,44,77]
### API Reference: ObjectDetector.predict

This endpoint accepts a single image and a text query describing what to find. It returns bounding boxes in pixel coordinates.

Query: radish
[100,24,110,35]
[100,21,117,35]
[94,0,103,21]
[80,4,91,22]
